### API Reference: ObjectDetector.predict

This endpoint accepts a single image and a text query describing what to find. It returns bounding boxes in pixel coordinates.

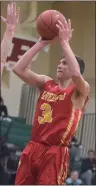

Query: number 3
[38,103,53,124]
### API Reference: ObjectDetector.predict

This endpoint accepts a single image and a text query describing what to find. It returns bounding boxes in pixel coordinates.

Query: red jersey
[32,80,84,146]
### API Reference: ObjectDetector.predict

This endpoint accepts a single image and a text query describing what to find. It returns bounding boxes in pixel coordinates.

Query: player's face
[57,58,71,81]
[88,151,95,159]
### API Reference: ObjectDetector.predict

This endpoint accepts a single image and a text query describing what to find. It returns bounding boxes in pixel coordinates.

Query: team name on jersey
[41,91,66,102]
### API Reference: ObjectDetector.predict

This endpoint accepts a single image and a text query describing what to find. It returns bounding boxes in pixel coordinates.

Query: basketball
[36,10,65,40]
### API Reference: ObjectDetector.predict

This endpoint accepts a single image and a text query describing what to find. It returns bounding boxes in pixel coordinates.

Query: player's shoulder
[41,75,56,90]
[43,75,55,87]
[43,75,53,83]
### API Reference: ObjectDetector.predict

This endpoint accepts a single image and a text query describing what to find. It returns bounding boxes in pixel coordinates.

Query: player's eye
[62,60,67,65]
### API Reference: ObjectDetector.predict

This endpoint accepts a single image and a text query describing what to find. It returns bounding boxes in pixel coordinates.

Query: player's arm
[1,2,20,77]
[13,39,52,88]
[1,27,15,77]
[56,18,90,97]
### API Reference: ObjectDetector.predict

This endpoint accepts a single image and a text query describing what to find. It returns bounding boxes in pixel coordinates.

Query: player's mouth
[57,70,63,73]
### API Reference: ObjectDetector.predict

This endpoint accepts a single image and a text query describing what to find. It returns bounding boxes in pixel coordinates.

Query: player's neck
[58,79,73,88]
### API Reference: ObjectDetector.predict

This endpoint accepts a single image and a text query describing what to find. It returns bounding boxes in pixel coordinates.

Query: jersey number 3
[38,103,53,124]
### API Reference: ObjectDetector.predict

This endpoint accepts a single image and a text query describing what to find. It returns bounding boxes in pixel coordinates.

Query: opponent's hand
[56,16,74,44]
[1,2,20,30]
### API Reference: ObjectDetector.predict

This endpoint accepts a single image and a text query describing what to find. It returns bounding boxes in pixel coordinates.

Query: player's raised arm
[56,17,90,98]
[1,2,20,77]
[13,38,52,88]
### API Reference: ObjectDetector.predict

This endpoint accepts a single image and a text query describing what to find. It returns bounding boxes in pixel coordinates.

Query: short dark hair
[88,149,95,154]
[61,55,85,74]
[75,56,85,74]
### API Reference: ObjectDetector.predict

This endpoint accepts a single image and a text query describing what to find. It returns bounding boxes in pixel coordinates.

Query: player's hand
[1,2,20,31]
[38,37,58,46]
[56,16,74,44]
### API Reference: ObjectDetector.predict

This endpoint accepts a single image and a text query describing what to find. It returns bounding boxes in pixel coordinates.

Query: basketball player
[1,2,20,77]
[13,17,90,185]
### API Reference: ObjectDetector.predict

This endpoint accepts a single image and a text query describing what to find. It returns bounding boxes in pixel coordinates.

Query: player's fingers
[1,16,6,23]
[63,17,68,29]
[13,2,16,14]
[56,23,62,32]
[16,7,20,22]
[7,4,10,15]
[10,1,14,14]
[69,29,74,39]
[57,20,64,30]
[71,29,74,32]
[56,24,60,30]
[68,19,71,30]
[70,29,74,38]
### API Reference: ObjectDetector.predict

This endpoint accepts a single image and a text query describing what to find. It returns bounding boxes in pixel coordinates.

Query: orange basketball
[36,10,65,40]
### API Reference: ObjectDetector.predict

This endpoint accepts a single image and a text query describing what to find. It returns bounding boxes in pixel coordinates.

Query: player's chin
[57,72,62,78]
[57,73,70,81]
[56,73,64,80]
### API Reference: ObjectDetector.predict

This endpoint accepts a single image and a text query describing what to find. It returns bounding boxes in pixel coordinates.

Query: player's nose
[57,63,62,70]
